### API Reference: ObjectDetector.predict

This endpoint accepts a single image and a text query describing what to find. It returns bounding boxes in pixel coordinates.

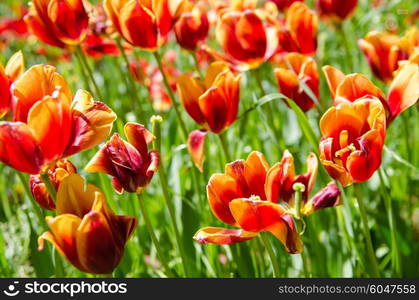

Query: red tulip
[274,52,319,112]
[0,51,24,118]
[270,0,304,11]
[316,0,358,22]
[24,0,89,48]
[38,174,137,274]
[85,122,159,193]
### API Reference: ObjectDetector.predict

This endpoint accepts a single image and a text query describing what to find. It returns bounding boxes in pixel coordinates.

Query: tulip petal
[5,51,24,81]
[187,129,207,172]
[387,63,419,122]
[0,122,44,174]
[56,174,103,218]
[322,65,345,100]
[193,227,257,245]
[124,122,155,158]
[244,151,270,199]
[65,90,116,156]
[303,182,341,215]
[265,150,295,203]
[335,73,385,105]
[176,75,207,126]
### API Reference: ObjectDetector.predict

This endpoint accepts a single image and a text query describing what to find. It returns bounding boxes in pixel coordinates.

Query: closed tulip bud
[278,2,318,55]
[29,159,77,210]
[274,52,319,112]
[104,0,186,51]
[358,27,418,83]
[38,174,137,274]
[194,151,303,254]
[85,122,160,193]
[177,62,241,133]
[0,51,24,118]
[0,65,116,174]
[174,3,209,51]
[316,0,358,22]
[24,0,89,48]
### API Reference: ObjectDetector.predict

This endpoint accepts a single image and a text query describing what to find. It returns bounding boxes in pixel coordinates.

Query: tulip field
[0,0,418,279]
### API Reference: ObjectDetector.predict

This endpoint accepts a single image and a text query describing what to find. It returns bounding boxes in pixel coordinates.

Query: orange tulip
[194,151,303,254]
[358,27,418,83]
[319,98,386,187]
[85,122,159,194]
[0,51,24,118]
[104,0,186,50]
[316,0,358,22]
[24,0,89,48]
[278,2,318,55]
[0,65,116,174]
[323,64,419,123]
[38,174,137,274]
[29,159,77,210]
[174,1,209,51]
[177,62,241,133]
[274,52,319,112]
[205,8,279,70]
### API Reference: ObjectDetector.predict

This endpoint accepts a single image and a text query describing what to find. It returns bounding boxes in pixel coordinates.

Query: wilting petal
[38,214,85,272]
[193,227,257,245]
[266,214,303,254]
[187,129,207,172]
[65,90,116,156]
[207,173,243,226]
[322,65,345,100]
[302,182,341,215]
[0,122,44,174]
[56,174,103,218]
[124,122,155,158]
[387,63,419,122]
[12,64,71,122]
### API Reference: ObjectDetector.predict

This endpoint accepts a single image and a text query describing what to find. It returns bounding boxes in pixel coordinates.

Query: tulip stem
[260,232,280,277]
[218,132,231,162]
[378,168,401,276]
[115,38,146,123]
[151,116,189,276]
[191,51,203,79]
[153,51,188,139]
[137,192,174,277]
[354,183,380,277]
[76,46,103,100]
[40,172,57,203]
[337,23,353,73]
[16,172,47,230]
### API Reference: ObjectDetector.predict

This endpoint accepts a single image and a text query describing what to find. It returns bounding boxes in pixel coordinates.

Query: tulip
[270,0,304,11]
[0,64,116,174]
[38,174,137,274]
[82,33,120,59]
[358,27,418,83]
[0,51,24,118]
[322,64,419,123]
[319,98,386,186]
[174,1,209,51]
[104,0,186,50]
[316,0,358,22]
[187,129,208,172]
[274,52,319,112]
[205,8,279,70]
[29,159,77,210]
[177,62,241,133]
[194,151,304,254]
[85,122,160,193]
[24,0,89,48]
[278,2,318,55]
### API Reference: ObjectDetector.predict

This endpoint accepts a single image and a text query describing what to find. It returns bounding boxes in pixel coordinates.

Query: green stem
[354,184,380,277]
[76,46,103,99]
[337,23,353,73]
[137,192,173,277]
[378,168,401,277]
[191,51,203,79]
[115,38,146,123]
[153,51,188,139]
[260,232,280,277]
[74,50,90,90]
[151,116,189,276]
[218,131,231,162]
[40,172,56,202]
